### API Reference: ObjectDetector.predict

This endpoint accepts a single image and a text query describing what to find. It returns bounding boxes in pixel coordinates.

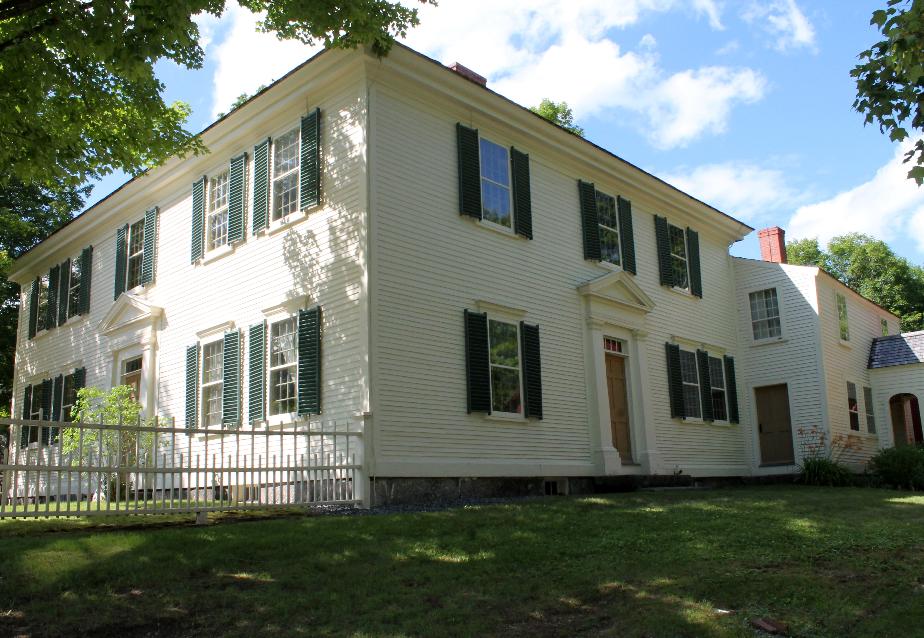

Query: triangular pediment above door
[98,293,164,336]
[577,270,655,314]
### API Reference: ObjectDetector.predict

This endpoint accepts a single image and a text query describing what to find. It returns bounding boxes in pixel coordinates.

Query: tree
[852,0,924,184]
[0,178,90,409]
[529,98,585,136]
[787,233,924,331]
[217,84,269,118]
[0,0,431,189]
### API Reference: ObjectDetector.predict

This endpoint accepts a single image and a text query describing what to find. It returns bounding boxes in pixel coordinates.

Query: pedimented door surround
[578,271,657,475]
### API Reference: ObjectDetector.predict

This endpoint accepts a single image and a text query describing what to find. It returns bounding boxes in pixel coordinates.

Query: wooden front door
[605,354,632,462]
[755,384,795,465]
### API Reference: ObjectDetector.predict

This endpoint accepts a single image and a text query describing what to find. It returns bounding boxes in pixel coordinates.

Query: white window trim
[486,316,525,419]
[206,169,230,253]
[269,124,301,225]
[748,286,784,343]
[266,314,298,424]
[477,134,514,234]
[668,222,690,293]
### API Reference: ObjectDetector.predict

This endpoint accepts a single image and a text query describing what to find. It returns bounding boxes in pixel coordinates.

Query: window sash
[679,349,701,419]
[126,219,145,289]
[847,381,860,430]
[863,386,876,433]
[479,138,512,229]
[201,341,223,427]
[488,319,522,415]
[668,224,689,290]
[271,128,300,221]
[36,276,49,332]
[708,356,727,422]
[207,171,230,251]
[61,375,76,423]
[837,294,849,341]
[749,288,782,340]
[881,319,889,336]
[596,191,621,266]
[67,258,81,318]
[268,317,297,416]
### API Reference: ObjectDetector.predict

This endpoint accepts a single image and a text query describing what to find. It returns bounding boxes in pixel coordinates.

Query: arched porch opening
[888,394,924,446]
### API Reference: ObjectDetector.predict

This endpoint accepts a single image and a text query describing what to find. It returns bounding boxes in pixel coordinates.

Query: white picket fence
[0,417,365,518]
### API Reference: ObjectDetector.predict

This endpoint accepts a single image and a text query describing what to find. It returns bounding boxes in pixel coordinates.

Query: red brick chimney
[449,62,487,87]
[758,226,787,264]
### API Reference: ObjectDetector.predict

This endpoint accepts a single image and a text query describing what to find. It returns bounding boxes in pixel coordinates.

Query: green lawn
[1,486,923,637]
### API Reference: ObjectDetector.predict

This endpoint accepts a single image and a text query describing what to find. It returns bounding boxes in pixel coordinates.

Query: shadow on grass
[2,486,923,637]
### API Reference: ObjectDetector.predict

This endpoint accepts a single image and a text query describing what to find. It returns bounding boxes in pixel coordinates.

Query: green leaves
[853,0,924,184]
[529,98,585,137]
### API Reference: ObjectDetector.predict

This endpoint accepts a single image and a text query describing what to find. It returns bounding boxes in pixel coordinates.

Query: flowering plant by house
[796,427,859,486]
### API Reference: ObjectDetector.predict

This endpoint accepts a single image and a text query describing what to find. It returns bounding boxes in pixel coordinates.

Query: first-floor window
[669,223,689,291]
[269,317,297,415]
[863,386,876,433]
[122,356,143,402]
[709,356,728,421]
[61,375,76,422]
[29,383,43,421]
[679,349,701,418]
[488,319,521,414]
[847,381,860,431]
[201,340,223,427]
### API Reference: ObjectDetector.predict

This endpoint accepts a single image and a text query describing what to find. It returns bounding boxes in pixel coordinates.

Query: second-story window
[669,223,689,291]
[836,293,849,341]
[201,340,223,427]
[881,318,889,336]
[67,257,81,318]
[749,288,781,340]
[207,170,230,251]
[479,138,512,229]
[35,275,49,332]
[596,191,621,266]
[126,218,145,290]
[272,127,300,221]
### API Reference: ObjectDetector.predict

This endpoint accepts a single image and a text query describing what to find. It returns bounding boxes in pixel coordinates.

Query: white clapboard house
[5,44,917,504]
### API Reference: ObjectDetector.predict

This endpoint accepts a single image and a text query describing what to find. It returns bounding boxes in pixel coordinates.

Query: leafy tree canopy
[529,98,584,136]
[852,0,924,184]
[787,233,924,331]
[0,0,430,189]
[0,177,90,408]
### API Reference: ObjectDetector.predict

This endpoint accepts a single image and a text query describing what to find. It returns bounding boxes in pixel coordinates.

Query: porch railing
[0,417,365,519]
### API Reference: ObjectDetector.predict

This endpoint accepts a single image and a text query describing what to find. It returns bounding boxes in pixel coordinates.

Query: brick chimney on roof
[758,226,787,264]
[449,62,487,87]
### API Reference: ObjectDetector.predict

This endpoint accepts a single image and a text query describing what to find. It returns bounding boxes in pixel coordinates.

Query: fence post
[355,414,371,509]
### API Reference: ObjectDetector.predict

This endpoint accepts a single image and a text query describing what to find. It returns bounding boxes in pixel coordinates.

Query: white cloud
[663,161,803,222]
[202,0,761,148]
[743,0,816,52]
[788,143,924,249]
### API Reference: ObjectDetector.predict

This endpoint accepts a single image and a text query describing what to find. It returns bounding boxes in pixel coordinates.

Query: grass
[1,486,923,637]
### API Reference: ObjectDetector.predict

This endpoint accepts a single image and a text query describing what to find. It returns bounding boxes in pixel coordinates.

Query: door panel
[755,384,794,465]
[606,354,633,463]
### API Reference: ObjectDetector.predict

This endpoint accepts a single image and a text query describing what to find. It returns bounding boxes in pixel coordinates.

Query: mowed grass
[1,486,923,637]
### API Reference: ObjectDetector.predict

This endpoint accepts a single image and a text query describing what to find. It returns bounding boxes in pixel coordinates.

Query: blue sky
[85,1,924,262]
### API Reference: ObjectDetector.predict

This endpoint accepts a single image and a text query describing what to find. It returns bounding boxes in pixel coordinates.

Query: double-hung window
[836,293,850,341]
[67,257,81,318]
[749,288,782,340]
[863,386,876,433]
[679,349,701,419]
[269,317,298,415]
[488,319,522,415]
[201,340,224,428]
[207,171,230,251]
[29,383,43,421]
[709,356,728,421]
[61,375,76,422]
[125,218,145,290]
[596,191,621,266]
[669,223,689,291]
[847,381,860,431]
[479,138,513,229]
[35,275,49,332]
[272,127,300,221]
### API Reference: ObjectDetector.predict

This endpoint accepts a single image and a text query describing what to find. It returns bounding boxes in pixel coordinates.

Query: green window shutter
[78,246,93,315]
[578,180,600,260]
[665,343,684,418]
[47,265,59,330]
[248,322,266,423]
[297,306,322,415]
[696,349,713,422]
[252,138,270,233]
[20,385,31,446]
[617,196,636,274]
[57,259,70,326]
[185,344,199,430]
[724,355,739,424]
[520,322,543,419]
[511,147,533,239]
[456,123,482,219]
[229,153,247,243]
[463,309,491,413]
[300,108,321,210]
[141,207,158,285]
[191,177,205,262]
[28,278,38,339]
[114,223,128,299]
[73,367,86,391]
[222,331,241,427]
[655,215,673,287]
[686,227,702,298]
[51,374,63,422]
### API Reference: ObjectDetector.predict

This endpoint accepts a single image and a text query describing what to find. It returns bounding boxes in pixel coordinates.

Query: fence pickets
[0,417,364,518]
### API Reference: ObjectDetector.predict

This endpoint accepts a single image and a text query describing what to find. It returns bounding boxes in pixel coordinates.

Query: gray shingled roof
[869,331,924,369]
